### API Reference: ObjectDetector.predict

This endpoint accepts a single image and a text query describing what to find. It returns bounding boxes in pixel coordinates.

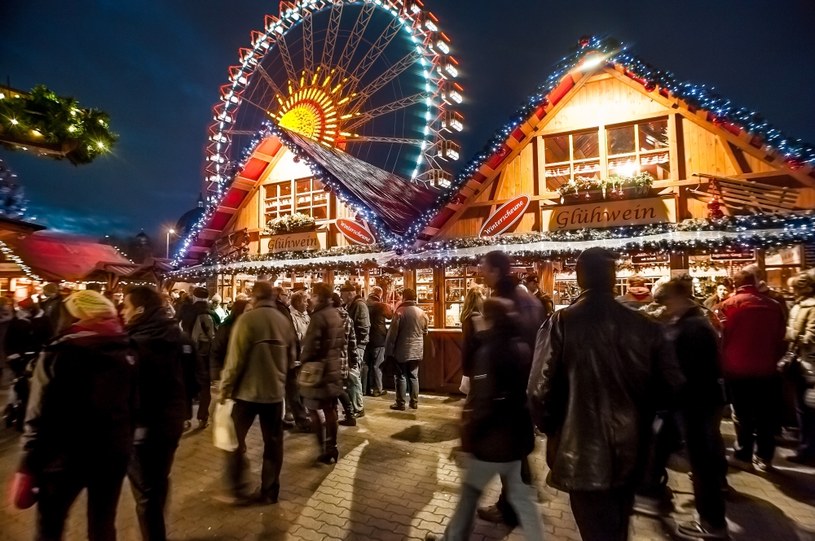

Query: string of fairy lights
[168,214,815,278]
[173,34,815,273]
[0,239,42,281]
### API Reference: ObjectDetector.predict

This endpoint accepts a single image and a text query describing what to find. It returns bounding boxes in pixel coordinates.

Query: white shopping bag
[459,375,470,395]
[213,400,238,451]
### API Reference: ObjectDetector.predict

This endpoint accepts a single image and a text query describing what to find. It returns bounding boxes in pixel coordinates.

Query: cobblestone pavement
[1,393,814,541]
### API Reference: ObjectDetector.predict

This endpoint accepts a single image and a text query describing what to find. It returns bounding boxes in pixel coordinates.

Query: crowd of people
[1,248,814,541]
[1,278,430,540]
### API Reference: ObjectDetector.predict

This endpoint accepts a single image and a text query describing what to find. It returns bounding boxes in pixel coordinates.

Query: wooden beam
[719,136,745,174]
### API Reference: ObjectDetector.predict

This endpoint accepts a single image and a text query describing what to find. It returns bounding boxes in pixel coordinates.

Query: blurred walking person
[716,270,786,472]
[658,280,729,540]
[219,281,296,504]
[428,298,543,541]
[475,251,543,527]
[122,286,191,541]
[300,283,345,464]
[14,290,137,541]
[385,288,428,411]
[529,248,683,541]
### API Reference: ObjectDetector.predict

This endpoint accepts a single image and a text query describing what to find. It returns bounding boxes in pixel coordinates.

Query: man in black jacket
[123,286,192,541]
[363,286,393,396]
[528,248,684,541]
[340,282,369,416]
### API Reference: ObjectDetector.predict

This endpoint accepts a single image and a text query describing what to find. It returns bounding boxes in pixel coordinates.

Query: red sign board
[337,218,375,245]
[480,195,530,237]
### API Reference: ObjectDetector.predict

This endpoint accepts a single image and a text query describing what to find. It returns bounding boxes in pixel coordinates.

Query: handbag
[779,306,811,375]
[9,472,38,509]
[298,361,325,389]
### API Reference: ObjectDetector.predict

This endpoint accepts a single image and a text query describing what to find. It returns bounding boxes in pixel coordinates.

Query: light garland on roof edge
[0,239,42,281]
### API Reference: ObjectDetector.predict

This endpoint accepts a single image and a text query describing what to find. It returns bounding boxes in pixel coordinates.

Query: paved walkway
[1,393,814,541]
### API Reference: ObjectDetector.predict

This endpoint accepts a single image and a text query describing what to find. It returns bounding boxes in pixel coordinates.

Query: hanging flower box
[265,212,317,235]
[558,172,654,203]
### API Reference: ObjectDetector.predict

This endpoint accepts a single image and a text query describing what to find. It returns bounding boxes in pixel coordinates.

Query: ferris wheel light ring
[186,0,464,263]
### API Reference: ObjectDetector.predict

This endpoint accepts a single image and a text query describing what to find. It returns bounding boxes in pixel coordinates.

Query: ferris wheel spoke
[347,50,423,115]
[344,136,425,146]
[344,92,429,131]
[254,63,286,100]
[223,129,260,136]
[302,10,315,78]
[275,35,299,89]
[336,2,376,78]
[320,2,344,70]
[346,15,403,95]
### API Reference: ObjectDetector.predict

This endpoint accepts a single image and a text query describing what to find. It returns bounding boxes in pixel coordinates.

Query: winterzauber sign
[542,197,675,231]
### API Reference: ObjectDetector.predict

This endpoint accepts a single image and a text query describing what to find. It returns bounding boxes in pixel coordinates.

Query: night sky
[2,0,814,242]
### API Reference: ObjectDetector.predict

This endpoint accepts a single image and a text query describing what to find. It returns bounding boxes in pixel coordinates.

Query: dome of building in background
[175,193,205,238]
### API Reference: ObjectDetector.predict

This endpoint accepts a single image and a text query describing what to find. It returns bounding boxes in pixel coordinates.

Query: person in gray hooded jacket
[384,288,428,410]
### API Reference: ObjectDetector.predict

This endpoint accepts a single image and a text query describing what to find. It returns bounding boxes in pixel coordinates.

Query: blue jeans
[394,359,419,406]
[362,346,385,394]
[347,359,364,414]
[442,456,543,540]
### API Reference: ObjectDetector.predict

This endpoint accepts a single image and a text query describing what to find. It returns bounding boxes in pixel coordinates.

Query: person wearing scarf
[14,289,137,540]
[122,286,192,540]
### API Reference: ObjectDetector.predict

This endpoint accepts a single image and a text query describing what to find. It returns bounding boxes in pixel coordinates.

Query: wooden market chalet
[173,37,815,392]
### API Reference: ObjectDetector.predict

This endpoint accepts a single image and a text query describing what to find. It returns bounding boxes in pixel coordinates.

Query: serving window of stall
[264,177,331,223]
[443,265,479,328]
[415,268,436,327]
[543,117,671,190]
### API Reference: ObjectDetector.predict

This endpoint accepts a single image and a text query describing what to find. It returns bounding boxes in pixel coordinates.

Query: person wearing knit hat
[65,290,119,324]
[14,286,136,539]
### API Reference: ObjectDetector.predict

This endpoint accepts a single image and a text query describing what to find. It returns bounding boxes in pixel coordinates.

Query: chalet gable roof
[173,122,440,264]
[411,35,815,245]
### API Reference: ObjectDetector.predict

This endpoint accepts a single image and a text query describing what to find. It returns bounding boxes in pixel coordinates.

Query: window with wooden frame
[607,118,670,180]
[543,130,600,190]
[542,117,670,191]
[264,177,330,224]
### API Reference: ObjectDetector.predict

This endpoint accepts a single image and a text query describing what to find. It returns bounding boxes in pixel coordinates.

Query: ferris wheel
[205,0,464,196]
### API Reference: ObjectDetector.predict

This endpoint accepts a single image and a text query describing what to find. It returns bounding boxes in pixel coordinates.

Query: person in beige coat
[219,281,296,505]
[786,273,815,464]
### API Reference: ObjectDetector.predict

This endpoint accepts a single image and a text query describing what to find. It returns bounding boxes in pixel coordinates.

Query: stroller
[3,352,38,432]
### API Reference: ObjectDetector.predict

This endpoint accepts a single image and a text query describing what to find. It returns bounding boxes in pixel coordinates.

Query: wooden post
[538,261,555,297]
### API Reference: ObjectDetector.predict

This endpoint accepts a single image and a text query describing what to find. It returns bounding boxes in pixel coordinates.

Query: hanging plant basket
[558,172,655,203]
[265,212,317,235]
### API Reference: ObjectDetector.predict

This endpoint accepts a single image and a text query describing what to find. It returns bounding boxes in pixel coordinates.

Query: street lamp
[165,228,177,259]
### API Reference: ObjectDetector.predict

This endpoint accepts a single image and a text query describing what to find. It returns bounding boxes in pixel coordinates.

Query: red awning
[6,232,135,282]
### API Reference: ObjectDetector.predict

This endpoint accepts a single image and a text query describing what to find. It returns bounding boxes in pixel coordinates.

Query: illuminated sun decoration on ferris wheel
[204,0,465,195]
